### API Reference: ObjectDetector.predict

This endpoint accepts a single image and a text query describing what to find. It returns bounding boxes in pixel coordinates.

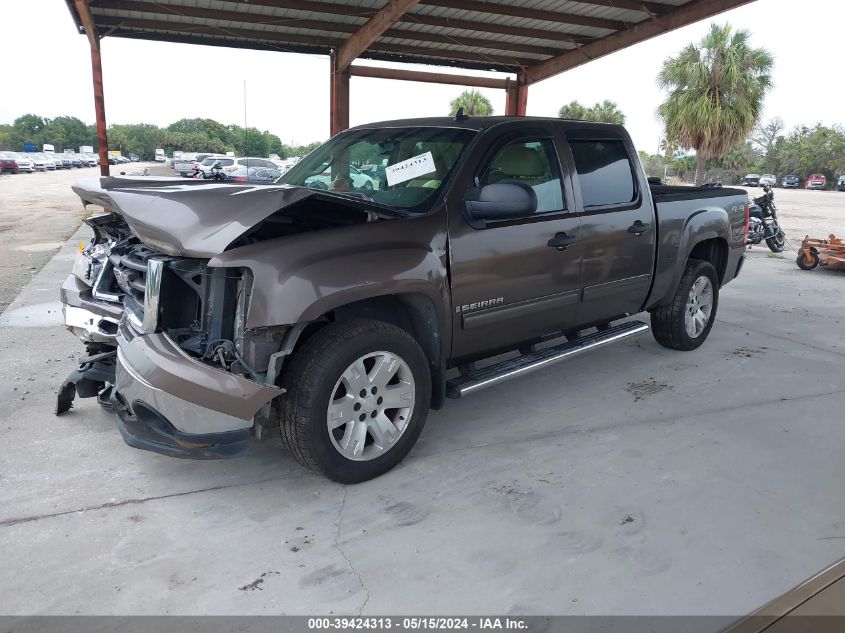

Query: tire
[796,249,819,270]
[279,318,432,483]
[649,259,720,351]
[766,231,785,252]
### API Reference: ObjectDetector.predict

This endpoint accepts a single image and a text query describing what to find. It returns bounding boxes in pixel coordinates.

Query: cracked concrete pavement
[0,184,844,616]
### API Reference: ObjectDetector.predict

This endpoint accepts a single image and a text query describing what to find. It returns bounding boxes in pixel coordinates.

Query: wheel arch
[293,293,448,410]
[688,237,729,285]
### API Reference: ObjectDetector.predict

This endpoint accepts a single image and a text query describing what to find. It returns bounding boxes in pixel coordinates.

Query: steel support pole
[330,53,350,137]
[90,45,109,176]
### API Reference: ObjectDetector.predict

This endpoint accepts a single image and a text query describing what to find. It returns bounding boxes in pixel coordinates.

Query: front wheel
[279,319,431,483]
[650,259,719,351]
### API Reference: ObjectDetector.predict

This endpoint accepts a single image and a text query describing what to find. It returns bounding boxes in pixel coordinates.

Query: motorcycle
[191,160,227,181]
[746,185,785,252]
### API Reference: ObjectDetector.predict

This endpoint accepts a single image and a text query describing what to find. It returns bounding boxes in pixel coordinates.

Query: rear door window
[569,140,637,208]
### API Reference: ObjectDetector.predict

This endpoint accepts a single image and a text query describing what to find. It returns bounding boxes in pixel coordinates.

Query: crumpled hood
[71,176,341,257]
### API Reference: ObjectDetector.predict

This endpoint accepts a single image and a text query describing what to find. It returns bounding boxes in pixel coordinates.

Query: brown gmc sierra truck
[57,116,749,483]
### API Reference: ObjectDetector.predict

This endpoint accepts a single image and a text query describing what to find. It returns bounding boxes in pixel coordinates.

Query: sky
[2,0,842,154]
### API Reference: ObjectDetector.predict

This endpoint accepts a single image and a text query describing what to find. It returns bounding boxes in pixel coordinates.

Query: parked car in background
[70,155,84,168]
[128,153,140,162]
[13,152,34,173]
[2,152,34,173]
[781,174,800,188]
[805,173,827,190]
[304,163,376,190]
[174,153,220,176]
[837,175,845,191]
[37,154,57,170]
[154,149,166,163]
[0,153,19,174]
[83,153,98,167]
[229,166,282,183]
[28,154,45,171]
[220,157,279,180]
[742,173,761,186]
[759,174,777,187]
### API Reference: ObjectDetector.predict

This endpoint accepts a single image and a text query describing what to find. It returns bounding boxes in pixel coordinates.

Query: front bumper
[61,274,123,343]
[110,321,282,458]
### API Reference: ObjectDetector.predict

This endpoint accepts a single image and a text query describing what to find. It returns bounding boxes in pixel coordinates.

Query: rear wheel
[650,259,719,351]
[279,319,431,483]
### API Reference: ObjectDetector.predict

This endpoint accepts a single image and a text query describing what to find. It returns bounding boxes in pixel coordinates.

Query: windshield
[278,126,476,211]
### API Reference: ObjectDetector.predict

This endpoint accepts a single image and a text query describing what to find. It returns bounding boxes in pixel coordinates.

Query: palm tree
[558,100,625,124]
[590,100,625,125]
[657,23,773,185]
[449,90,493,116]
[558,100,590,120]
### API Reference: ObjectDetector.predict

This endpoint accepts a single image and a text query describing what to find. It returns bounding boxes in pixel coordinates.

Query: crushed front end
[57,210,285,459]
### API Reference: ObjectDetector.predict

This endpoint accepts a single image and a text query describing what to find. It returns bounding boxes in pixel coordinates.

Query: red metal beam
[351,65,509,89]
[421,0,629,32]
[74,0,109,176]
[330,54,350,137]
[336,0,421,71]
[523,0,757,85]
[504,73,528,116]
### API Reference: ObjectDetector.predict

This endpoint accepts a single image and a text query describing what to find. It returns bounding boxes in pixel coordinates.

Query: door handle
[547,232,578,250]
[627,220,650,235]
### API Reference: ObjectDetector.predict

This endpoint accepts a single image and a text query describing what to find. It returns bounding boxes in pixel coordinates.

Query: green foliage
[2,114,97,150]
[449,90,493,116]
[769,124,845,181]
[558,101,590,120]
[558,100,625,124]
[0,114,322,161]
[657,23,773,184]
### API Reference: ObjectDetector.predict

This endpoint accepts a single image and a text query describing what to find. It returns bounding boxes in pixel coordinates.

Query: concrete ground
[0,178,843,617]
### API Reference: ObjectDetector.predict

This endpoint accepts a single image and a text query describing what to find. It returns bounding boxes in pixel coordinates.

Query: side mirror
[466,182,536,222]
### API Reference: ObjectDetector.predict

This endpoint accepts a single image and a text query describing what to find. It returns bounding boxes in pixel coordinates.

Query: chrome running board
[446,321,649,399]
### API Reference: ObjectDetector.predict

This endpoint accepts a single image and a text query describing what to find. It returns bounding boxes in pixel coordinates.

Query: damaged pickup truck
[57,116,749,483]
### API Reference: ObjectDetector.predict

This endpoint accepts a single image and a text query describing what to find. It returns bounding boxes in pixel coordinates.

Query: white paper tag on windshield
[385,151,436,186]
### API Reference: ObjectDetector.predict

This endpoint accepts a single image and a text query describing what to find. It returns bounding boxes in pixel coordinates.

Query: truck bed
[650,184,748,202]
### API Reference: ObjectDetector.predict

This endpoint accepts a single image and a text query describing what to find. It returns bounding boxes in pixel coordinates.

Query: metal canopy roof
[66,0,754,79]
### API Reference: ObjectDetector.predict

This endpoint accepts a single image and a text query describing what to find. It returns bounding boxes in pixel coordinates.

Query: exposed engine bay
[57,180,391,415]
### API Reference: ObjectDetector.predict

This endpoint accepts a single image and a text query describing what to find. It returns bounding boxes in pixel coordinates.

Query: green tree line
[640,122,845,186]
[0,114,322,160]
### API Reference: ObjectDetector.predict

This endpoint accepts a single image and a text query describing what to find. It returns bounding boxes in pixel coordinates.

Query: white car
[759,174,777,187]
[304,165,376,191]
[30,154,56,171]
[219,157,280,180]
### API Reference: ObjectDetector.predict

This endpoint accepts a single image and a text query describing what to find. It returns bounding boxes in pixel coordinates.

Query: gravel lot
[0,172,842,618]
[0,162,154,313]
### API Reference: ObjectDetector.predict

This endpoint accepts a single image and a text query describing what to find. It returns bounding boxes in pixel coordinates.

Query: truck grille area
[91,239,252,375]
[109,244,158,324]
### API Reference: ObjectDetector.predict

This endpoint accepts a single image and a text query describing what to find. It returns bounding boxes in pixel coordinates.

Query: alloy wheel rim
[327,351,415,461]
[685,276,713,338]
